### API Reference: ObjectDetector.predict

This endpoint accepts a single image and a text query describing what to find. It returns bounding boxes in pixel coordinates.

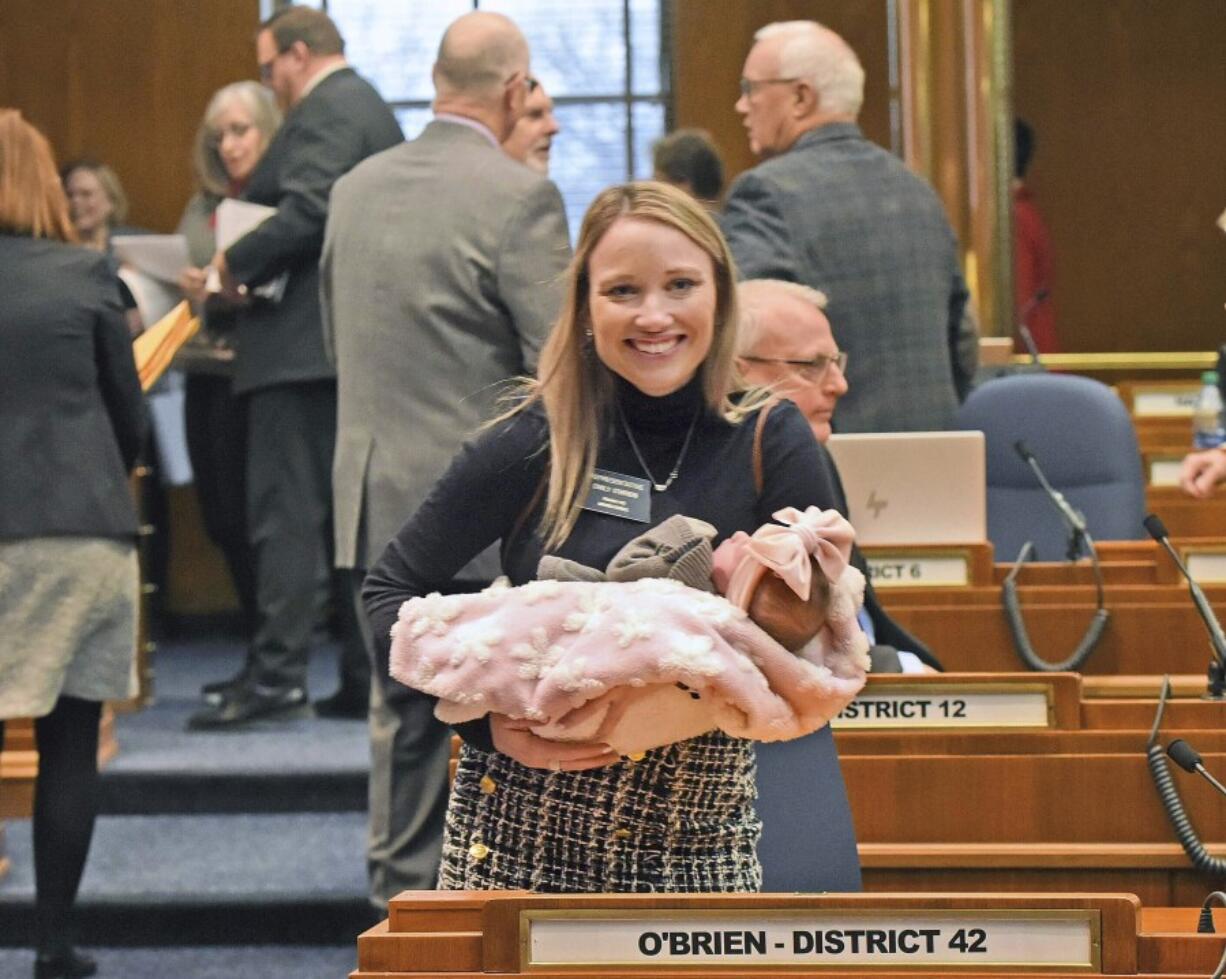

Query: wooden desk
[869,541,1226,676]
[1117,380,1201,421]
[1148,486,1226,538]
[356,890,1226,978]
[834,672,1226,903]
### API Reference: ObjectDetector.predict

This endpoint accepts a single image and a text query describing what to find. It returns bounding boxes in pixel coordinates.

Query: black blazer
[225,66,403,395]
[816,443,944,670]
[0,236,145,539]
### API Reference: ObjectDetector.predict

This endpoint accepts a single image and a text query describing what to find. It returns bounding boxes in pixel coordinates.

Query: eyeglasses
[258,48,289,82]
[207,122,253,147]
[505,72,539,94]
[739,76,800,98]
[740,351,848,382]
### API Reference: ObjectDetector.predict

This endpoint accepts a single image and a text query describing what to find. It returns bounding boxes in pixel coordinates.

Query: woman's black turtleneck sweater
[363,376,839,748]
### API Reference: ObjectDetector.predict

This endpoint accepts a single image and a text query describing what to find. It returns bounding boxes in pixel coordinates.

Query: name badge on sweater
[581,469,652,523]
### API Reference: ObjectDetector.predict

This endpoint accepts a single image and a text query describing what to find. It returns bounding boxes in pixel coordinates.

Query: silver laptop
[826,431,986,545]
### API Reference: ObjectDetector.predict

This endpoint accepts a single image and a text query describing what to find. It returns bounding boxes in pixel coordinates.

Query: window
[275,0,671,237]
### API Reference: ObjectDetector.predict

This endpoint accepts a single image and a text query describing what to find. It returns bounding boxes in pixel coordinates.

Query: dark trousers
[244,380,366,693]
[184,372,257,636]
[362,573,487,908]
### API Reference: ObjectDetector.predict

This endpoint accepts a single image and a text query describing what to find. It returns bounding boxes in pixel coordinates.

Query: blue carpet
[0,637,382,949]
[0,944,357,979]
[100,639,370,814]
[1,813,366,898]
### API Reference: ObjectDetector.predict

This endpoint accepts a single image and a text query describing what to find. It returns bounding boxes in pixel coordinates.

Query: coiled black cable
[1002,539,1110,672]
[1146,676,1226,877]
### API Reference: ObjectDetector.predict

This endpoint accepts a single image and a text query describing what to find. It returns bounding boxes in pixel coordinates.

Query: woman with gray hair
[176,82,280,681]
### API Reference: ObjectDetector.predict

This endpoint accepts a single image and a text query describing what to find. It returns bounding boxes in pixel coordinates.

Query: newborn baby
[540,511,844,652]
[525,508,854,750]
[389,507,870,756]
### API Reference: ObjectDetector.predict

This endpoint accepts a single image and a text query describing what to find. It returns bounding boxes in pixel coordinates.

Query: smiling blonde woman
[362,181,861,893]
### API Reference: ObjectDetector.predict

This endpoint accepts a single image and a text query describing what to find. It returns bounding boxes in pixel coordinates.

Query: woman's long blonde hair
[504,180,765,549]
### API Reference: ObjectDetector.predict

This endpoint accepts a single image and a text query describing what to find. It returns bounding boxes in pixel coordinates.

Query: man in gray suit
[722,20,977,433]
[321,10,571,907]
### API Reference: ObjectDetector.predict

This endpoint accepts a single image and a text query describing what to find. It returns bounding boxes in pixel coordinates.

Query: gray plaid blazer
[722,123,976,433]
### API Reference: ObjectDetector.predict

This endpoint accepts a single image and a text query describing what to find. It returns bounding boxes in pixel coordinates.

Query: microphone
[1016,289,1049,367]
[1000,442,1109,671]
[1014,441,1088,556]
[1167,739,1226,798]
[1143,514,1226,695]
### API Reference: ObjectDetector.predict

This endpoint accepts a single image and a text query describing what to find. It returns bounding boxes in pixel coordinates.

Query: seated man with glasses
[737,278,941,673]
[737,279,847,442]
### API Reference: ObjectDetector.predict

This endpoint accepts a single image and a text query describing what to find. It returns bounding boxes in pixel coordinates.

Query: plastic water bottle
[1192,371,1226,449]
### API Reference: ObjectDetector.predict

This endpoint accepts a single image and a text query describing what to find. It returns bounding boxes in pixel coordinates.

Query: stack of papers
[132,301,201,391]
[111,234,191,326]
[210,199,288,302]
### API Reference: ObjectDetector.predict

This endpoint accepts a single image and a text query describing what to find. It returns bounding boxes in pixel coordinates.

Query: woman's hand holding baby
[490,713,619,772]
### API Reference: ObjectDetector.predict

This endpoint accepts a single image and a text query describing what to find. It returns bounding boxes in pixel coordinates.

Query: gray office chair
[954,373,1146,562]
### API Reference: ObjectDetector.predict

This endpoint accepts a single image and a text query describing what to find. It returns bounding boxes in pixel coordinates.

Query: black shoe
[313,689,368,719]
[200,666,250,706]
[186,684,312,730]
[34,948,97,979]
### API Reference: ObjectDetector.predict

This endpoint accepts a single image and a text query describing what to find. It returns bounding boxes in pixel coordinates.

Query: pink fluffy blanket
[388,541,870,755]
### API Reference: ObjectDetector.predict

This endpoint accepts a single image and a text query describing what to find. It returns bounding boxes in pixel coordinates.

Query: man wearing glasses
[723,20,977,434]
[737,278,941,673]
[191,6,403,730]
[737,279,848,442]
[502,78,561,175]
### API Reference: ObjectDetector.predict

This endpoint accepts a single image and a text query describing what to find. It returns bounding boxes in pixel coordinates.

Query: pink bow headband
[713,506,854,611]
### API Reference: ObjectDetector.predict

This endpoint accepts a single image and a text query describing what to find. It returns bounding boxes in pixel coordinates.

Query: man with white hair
[501,79,560,173]
[723,20,977,433]
[737,279,847,442]
[322,10,571,907]
[737,279,940,672]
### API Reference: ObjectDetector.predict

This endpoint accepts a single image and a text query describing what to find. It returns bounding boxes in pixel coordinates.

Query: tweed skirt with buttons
[0,537,139,719]
[437,730,762,893]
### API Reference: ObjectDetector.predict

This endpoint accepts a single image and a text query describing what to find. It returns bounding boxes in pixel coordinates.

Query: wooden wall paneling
[0,0,260,234]
[1013,0,1226,353]
[671,0,893,186]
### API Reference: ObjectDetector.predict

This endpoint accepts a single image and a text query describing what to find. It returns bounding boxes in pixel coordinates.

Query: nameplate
[1133,388,1198,416]
[581,469,652,523]
[1148,457,1183,487]
[866,554,968,587]
[1187,549,1226,584]
[524,909,1098,969]
[833,684,1052,729]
